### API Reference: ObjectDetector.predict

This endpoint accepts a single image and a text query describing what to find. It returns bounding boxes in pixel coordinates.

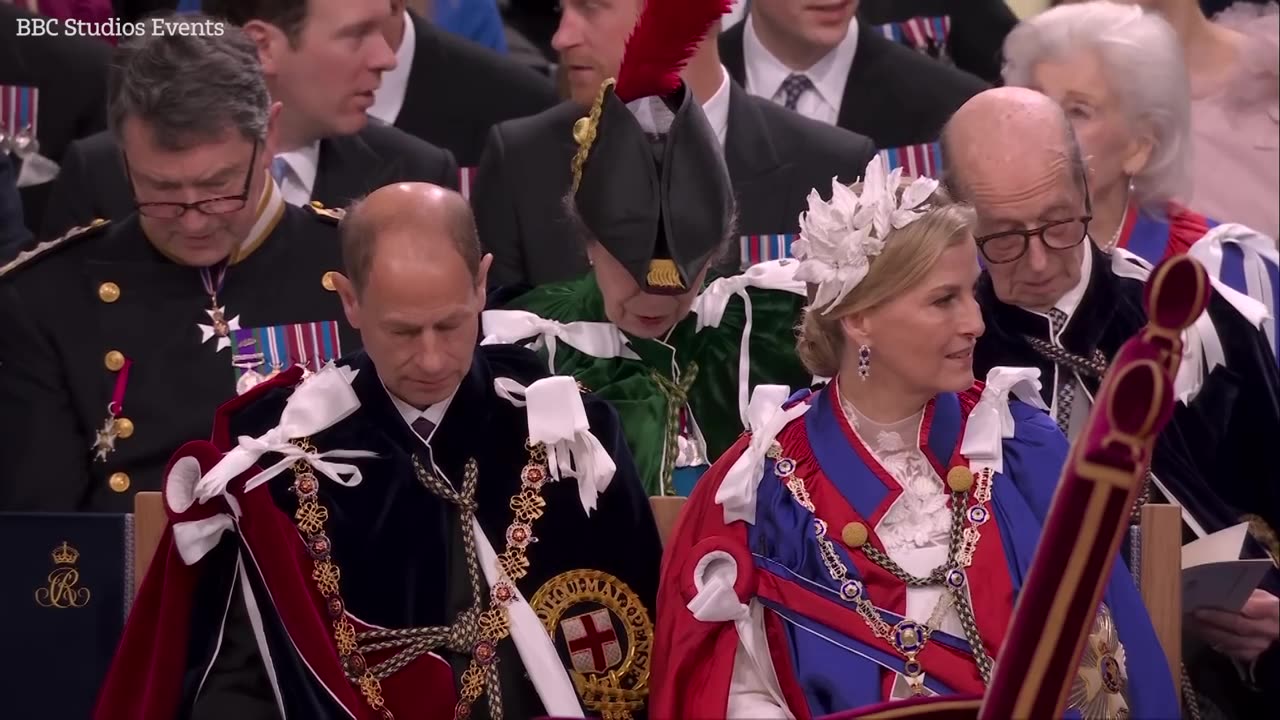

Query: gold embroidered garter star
[792,154,939,313]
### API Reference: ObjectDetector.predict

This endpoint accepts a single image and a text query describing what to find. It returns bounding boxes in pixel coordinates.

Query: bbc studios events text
[13,16,225,39]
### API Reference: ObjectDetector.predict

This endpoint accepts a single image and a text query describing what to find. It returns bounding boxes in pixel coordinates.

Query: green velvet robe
[498,271,810,496]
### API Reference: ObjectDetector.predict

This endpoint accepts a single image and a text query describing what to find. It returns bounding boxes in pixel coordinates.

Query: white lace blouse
[841,397,970,696]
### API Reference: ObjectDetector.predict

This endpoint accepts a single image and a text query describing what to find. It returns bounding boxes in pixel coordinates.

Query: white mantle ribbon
[1112,247,1271,403]
[1186,223,1277,355]
[717,384,810,525]
[193,363,376,503]
[493,376,616,514]
[960,367,1048,474]
[167,455,242,565]
[692,260,807,428]
[480,310,639,373]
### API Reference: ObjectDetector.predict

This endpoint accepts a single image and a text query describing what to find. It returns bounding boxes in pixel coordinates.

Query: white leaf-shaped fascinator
[793,154,940,314]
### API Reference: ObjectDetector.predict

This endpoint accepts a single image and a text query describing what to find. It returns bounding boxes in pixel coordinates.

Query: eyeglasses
[973,170,1094,264]
[974,216,1092,264]
[124,141,260,219]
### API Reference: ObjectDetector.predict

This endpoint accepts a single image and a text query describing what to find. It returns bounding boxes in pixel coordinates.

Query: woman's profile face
[1030,48,1153,203]
[589,243,707,339]
[846,240,985,396]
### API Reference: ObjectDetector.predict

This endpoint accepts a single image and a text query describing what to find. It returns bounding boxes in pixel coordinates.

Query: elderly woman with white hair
[1003,1,1278,361]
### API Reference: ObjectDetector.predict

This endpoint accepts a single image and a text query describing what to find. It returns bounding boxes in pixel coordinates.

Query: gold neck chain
[768,441,996,693]
[287,438,555,719]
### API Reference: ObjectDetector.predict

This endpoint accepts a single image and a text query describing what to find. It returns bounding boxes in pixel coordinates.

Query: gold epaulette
[305,200,345,224]
[0,218,111,279]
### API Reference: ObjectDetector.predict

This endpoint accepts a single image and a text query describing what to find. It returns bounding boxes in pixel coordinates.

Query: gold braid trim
[288,436,556,720]
[645,259,684,291]
[570,78,616,194]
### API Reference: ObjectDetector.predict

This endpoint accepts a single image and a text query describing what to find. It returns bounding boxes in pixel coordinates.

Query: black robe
[95,346,663,720]
[974,244,1280,716]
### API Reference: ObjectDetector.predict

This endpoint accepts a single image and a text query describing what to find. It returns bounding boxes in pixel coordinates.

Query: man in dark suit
[372,0,559,168]
[0,2,111,235]
[721,0,987,151]
[41,0,457,240]
[473,0,877,290]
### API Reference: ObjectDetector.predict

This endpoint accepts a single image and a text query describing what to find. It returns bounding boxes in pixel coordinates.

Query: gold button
[104,350,125,372]
[573,116,590,144]
[842,522,868,548]
[108,472,130,493]
[114,417,134,439]
[321,271,336,292]
[947,466,974,493]
[310,200,324,208]
[90,217,107,226]
[98,282,121,303]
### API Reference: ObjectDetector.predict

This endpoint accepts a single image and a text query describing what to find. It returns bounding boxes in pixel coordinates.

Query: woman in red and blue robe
[651,374,1180,719]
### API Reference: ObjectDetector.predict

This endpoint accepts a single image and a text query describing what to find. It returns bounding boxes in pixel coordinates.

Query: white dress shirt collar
[629,68,730,149]
[1053,242,1093,321]
[742,13,858,121]
[369,10,417,125]
[387,383,456,444]
[1028,242,1093,329]
[701,65,732,148]
[273,140,320,206]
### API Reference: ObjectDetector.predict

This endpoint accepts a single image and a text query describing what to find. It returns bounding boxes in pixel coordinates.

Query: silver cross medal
[92,416,119,462]
[199,305,241,352]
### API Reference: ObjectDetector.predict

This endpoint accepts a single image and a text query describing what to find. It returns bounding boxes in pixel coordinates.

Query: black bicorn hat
[568,0,736,295]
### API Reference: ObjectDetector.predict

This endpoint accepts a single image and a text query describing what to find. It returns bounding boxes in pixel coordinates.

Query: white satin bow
[480,310,639,372]
[193,363,376,503]
[960,367,1048,474]
[692,261,806,427]
[493,375,616,515]
[688,550,750,623]
[717,384,811,525]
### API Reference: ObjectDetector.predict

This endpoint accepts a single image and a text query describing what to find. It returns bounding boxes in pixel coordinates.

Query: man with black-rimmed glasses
[0,19,360,513]
[945,86,1280,716]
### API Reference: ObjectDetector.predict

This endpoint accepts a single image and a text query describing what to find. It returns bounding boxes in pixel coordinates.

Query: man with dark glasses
[945,86,1280,717]
[0,19,360,513]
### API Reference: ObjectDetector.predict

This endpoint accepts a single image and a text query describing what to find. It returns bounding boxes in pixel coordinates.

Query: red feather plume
[613,0,734,103]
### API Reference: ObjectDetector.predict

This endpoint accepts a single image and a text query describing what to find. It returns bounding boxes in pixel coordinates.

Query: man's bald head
[339,182,481,296]
[940,88,1094,314]
[941,87,1087,202]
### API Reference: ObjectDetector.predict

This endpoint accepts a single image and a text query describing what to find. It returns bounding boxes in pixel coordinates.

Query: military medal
[92,412,120,462]
[197,263,240,352]
[93,355,133,462]
[9,124,38,159]
[233,340,268,395]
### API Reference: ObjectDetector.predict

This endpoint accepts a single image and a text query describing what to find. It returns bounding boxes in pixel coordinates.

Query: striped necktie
[1048,308,1075,435]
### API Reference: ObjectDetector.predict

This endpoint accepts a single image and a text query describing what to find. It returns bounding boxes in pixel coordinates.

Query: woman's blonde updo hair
[796,182,976,378]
